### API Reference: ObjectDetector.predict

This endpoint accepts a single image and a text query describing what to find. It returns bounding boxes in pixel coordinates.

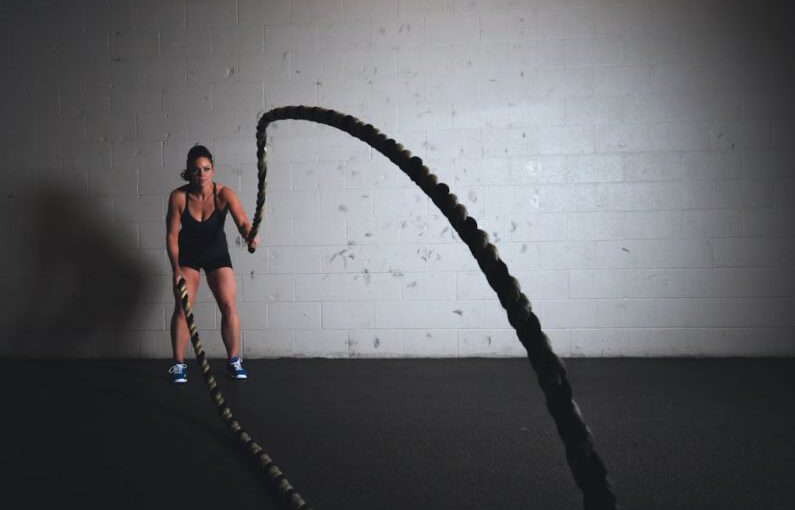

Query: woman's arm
[166,190,182,280]
[222,186,259,250]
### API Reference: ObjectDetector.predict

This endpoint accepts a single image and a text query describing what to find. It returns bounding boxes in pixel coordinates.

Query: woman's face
[189,156,214,186]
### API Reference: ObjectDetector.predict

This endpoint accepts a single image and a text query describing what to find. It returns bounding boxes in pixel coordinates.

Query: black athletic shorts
[179,251,233,273]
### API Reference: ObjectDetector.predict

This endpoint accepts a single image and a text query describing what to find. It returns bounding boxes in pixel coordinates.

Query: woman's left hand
[247,235,260,251]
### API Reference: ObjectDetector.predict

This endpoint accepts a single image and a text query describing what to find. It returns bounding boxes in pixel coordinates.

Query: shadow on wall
[1,183,150,358]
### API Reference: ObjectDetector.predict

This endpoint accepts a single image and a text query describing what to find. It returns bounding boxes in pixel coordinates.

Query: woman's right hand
[174,272,185,287]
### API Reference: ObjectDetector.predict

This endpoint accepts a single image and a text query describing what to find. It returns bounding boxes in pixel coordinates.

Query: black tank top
[178,182,229,258]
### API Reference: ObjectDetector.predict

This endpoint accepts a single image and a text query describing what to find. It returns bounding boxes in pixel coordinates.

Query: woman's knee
[218,299,237,317]
[172,304,186,320]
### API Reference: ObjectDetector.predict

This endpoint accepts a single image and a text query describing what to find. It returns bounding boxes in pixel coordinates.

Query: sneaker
[169,362,187,384]
[226,356,248,379]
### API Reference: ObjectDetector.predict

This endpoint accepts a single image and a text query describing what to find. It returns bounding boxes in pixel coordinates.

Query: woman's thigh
[206,266,237,310]
[173,266,201,313]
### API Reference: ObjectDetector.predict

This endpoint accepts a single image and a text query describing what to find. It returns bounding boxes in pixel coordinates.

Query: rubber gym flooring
[1,358,792,509]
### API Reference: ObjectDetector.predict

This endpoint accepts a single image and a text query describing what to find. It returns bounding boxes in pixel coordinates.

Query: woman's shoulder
[216,182,234,209]
[216,183,238,200]
[216,182,234,194]
[169,185,189,205]
[170,185,189,195]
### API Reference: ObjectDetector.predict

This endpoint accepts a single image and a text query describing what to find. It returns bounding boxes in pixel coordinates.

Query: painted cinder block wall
[0,0,793,358]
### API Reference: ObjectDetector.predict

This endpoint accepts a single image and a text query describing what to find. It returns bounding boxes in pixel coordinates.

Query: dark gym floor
[1,358,793,510]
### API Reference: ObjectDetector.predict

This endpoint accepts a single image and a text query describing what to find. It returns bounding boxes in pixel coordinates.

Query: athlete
[165,144,259,383]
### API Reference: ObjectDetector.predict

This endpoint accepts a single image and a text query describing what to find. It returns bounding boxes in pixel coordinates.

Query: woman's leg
[170,266,201,362]
[206,266,240,359]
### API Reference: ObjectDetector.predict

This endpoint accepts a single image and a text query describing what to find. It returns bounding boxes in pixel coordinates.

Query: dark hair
[181,144,214,181]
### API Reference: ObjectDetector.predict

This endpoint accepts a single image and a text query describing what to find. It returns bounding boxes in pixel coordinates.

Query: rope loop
[183,105,617,510]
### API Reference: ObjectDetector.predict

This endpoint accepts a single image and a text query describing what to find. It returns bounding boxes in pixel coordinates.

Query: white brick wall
[1,0,793,359]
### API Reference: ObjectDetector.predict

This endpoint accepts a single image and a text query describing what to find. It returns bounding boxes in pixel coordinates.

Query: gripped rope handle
[247,144,266,254]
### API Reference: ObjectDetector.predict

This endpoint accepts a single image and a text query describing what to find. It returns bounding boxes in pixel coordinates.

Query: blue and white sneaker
[169,362,187,384]
[226,356,248,379]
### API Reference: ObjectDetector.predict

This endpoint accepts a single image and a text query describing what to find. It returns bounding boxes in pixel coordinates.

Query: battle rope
[182,105,617,510]
[175,278,314,510]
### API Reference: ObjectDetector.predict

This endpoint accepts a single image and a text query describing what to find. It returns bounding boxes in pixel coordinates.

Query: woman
[165,145,259,384]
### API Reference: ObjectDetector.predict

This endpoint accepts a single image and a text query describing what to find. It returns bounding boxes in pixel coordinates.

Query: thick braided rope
[246,106,617,510]
[176,278,314,510]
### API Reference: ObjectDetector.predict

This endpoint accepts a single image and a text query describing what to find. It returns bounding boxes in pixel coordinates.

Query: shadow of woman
[2,183,150,358]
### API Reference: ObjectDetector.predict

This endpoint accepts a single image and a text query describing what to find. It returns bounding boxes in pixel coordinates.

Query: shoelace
[230,359,243,371]
[169,364,186,374]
